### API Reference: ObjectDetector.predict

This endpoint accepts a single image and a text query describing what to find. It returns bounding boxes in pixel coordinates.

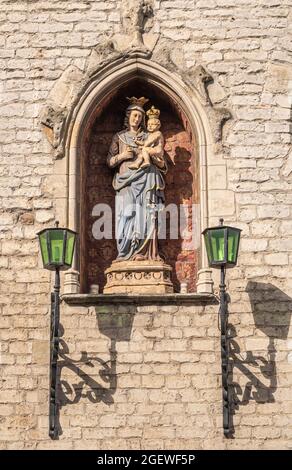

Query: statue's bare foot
[132,254,146,261]
[153,254,165,262]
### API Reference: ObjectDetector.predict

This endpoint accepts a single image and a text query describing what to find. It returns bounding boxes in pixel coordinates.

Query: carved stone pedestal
[104,260,173,294]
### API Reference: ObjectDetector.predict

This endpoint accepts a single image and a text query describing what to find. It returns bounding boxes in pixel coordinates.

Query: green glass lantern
[202,218,241,268]
[37,222,77,271]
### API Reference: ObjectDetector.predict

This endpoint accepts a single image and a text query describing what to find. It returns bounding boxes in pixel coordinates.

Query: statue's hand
[121,146,134,160]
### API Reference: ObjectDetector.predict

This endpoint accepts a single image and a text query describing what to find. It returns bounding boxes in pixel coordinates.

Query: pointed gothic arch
[63,57,216,294]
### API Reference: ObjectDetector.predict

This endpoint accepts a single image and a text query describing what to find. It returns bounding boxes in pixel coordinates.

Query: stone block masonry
[0,0,292,450]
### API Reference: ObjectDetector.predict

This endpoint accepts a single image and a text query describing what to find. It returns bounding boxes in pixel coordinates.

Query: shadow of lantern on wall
[37,221,77,439]
[203,218,241,438]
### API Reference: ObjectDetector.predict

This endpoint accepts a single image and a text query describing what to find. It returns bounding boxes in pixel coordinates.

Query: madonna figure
[107,97,167,261]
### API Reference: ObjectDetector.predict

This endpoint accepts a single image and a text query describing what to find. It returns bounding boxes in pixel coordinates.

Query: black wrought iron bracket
[49,268,60,439]
[219,265,231,437]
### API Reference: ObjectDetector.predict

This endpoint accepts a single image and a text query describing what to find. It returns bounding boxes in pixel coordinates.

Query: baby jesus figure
[129,106,165,170]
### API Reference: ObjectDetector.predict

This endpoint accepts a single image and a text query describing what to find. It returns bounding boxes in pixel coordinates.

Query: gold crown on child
[146,105,160,120]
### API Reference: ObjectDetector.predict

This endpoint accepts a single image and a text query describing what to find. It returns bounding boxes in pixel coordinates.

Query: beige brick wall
[0,0,292,449]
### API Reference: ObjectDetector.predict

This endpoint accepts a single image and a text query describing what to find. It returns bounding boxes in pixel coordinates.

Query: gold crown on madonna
[126,96,149,109]
[146,106,160,120]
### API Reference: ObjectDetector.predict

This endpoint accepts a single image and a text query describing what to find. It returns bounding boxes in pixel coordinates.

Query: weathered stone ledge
[62,293,218,306]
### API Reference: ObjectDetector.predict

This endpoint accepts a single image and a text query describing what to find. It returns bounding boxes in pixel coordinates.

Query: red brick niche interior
[79,79,199,293]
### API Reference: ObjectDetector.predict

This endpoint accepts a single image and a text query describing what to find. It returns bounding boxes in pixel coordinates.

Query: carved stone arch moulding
[41,38,232,295]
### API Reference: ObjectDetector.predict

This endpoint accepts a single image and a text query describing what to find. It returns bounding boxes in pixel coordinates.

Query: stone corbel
[40,105,66,158]
[186,65,214,106]
[40,65,84,158]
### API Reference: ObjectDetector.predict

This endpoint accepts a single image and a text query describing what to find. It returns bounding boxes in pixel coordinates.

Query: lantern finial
[55,220,59,228]
[219,218,224,226]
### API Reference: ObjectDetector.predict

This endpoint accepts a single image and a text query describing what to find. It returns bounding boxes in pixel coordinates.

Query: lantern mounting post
[49,266,60,439]
[37,221,77,440]
[218,218,230,436]
[202,218,241,437]
[219,263,230,437]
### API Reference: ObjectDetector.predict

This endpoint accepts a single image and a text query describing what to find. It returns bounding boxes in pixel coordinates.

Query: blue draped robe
[107,129,166,260]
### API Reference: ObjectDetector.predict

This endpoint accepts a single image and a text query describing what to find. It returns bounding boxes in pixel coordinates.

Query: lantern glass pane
[39,232,49,266]
[210,228,225,262]
[227,228,240,264]
[65,231,75,266]
[204,232,212,264]
[49,230,64,264]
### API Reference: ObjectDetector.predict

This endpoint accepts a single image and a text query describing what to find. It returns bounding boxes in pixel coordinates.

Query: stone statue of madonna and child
[104,96,173,294]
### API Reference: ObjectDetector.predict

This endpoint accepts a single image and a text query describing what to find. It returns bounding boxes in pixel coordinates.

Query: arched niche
[81,80,198,293]
[65,58,214,295]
